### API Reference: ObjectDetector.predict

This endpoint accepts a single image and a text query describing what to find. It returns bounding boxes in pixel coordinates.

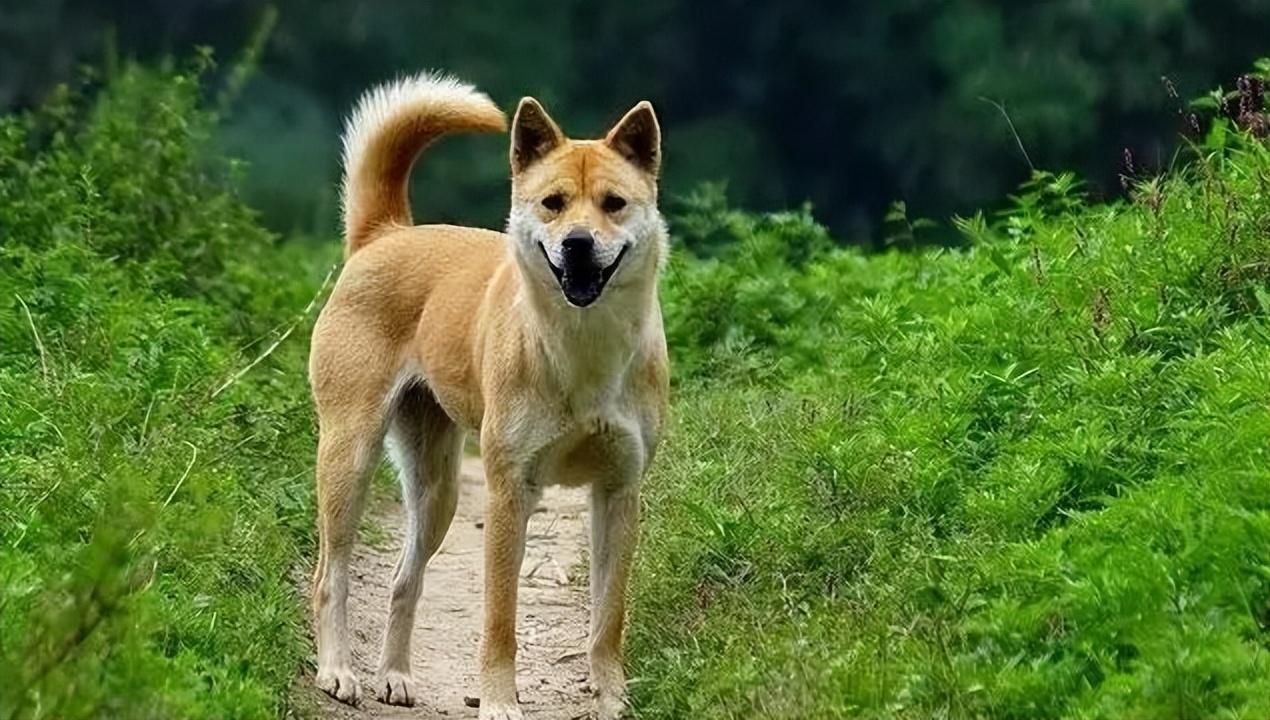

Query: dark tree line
[3,0,1267,243]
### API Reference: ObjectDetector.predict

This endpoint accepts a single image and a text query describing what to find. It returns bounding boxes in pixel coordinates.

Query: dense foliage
[0,62,330,719]
[630,87,1270,717]
[2,53,1267,720]
[5,2,1270,240]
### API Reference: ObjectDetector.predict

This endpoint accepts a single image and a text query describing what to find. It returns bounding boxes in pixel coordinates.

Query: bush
[0,60,331,719]
[632,78,1270,718]
[4,51,1268,720]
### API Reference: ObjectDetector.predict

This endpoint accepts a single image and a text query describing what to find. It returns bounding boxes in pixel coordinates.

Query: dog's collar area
[537,242,629,307]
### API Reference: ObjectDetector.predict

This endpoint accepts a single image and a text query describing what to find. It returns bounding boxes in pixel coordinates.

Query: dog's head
[506,98,665,308]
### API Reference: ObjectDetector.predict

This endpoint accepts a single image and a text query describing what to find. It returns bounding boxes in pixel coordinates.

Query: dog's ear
[511,97,564,174]
[604,101,661,177]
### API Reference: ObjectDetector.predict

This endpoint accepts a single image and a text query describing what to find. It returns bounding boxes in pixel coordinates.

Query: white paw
[594,690,628,720]
[316,664,362,705]
[479,701,525,720]
[378,669,416,706]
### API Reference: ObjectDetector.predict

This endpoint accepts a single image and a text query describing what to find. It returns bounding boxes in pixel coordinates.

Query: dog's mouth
[537,242,629,307]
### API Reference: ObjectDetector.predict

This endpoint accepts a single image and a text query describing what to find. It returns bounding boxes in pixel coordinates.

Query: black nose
[562,229,594,257]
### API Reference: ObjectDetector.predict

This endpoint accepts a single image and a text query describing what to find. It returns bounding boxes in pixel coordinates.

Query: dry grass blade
[210,263,337,399]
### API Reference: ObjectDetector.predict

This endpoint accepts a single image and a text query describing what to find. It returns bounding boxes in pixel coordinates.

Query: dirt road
[308,456,593,719]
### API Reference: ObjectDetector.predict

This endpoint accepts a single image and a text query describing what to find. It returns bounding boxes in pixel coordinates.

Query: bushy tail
[340,72,506,256]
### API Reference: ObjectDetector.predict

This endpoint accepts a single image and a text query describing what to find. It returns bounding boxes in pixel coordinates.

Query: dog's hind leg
[310,315,404,706]
[312,403,386,706]
[376,384,463,706]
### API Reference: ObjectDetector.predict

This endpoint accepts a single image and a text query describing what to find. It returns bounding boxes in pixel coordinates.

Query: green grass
[629,120,1270,716]
[2,57,1268,720]
[0,61,332,719]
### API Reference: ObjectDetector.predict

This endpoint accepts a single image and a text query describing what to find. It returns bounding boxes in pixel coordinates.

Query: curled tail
[340,72,506,256]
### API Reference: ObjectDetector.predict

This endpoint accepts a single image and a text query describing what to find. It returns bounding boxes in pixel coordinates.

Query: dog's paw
[594,690,628,720]
[377,669,416,706]
[316,665,362,706]
[590,658,628,720]
[478,701,525,720]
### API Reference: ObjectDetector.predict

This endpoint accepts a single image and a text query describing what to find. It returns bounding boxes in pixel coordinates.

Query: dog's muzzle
[538,230,628,307]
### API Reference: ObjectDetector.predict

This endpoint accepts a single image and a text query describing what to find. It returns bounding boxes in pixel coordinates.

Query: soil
[306,455,593,720]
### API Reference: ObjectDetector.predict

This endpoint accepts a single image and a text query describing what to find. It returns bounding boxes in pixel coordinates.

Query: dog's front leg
[589,478,641,720]
[479,457,537,720]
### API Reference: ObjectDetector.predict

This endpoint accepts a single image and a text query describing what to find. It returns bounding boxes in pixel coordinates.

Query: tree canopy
[3,0,1266,242]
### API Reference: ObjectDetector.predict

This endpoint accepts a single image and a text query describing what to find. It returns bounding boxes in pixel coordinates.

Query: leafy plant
[631,61,1270,719]
[0,60,332,719]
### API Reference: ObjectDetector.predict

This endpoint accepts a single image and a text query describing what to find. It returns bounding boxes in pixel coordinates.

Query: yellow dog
[309,73,668,720]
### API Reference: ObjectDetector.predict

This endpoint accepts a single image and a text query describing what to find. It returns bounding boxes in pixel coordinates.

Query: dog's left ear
[604,101,661,177]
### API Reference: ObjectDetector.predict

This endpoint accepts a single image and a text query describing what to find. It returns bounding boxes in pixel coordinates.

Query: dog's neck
[513,247,662,412]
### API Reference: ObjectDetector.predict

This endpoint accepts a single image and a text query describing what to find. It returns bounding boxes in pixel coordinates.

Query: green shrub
[633,83,1270,718]
[4,50,1268,720]
[0,60,331,719]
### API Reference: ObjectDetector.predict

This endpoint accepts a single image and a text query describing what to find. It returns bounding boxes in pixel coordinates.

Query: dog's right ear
[510,97,564,174]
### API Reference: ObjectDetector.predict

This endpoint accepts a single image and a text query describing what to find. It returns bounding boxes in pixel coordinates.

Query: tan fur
[309,73,669,720]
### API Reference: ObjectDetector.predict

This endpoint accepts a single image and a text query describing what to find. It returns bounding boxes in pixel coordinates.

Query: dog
[308,72,669,720]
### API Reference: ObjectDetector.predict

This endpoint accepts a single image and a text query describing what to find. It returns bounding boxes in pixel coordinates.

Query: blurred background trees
[3,0,1267,244]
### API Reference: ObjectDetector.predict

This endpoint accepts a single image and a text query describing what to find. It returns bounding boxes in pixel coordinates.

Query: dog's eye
[601,194,627,213]
[541,193,566,212]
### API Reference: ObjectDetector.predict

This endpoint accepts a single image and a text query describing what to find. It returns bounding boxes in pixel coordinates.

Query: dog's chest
[497,371,646,487]
[537,407,644,487]
[559,372,622,421]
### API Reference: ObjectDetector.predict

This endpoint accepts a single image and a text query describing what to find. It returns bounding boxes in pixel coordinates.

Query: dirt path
[310,456,593,719]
